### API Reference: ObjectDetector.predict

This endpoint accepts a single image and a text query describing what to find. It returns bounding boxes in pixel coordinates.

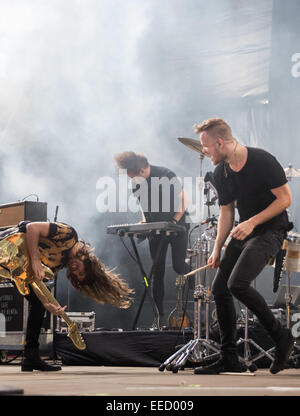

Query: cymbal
[177,137,204,155]
[284,164,300,178]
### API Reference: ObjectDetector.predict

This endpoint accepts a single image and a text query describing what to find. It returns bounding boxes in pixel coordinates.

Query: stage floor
[1,364,300,397]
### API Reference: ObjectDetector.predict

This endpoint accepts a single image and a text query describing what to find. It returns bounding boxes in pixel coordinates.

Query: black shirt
[132,164,187,225]
[213,147,291,233]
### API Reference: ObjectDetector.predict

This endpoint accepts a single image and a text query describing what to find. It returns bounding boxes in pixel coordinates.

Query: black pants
[148,230,189,316]
[212,229,285,354]
[24,288,45,351]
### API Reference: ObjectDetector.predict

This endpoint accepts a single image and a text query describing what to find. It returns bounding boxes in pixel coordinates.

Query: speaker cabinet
[0,281,53,351]
[0,201,47,228]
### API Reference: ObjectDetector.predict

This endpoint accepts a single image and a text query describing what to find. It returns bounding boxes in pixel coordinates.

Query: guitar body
[168,307,192,329]
[0,233,36,295]
[167,275,193,329]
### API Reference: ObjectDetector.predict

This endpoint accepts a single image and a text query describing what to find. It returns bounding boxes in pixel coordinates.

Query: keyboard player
[114,151,190,325]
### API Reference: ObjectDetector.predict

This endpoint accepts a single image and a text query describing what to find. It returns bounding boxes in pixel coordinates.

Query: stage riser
[54,331,193,367]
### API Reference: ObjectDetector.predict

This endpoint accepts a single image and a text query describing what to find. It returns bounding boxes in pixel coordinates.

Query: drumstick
[184,264,210,277]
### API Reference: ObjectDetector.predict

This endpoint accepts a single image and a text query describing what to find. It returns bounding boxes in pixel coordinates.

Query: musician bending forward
[114,152,190,326]
[193,118,293,375]
[0,221,134,372]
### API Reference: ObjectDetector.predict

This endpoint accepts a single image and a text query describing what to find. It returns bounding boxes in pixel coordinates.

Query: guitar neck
[176,276,187,313]
[31,280,72,326]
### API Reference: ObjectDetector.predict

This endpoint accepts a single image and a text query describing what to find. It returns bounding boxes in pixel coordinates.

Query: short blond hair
[194,118,234,142]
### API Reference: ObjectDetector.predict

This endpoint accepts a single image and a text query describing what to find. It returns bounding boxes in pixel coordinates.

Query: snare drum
[284,232,300,272]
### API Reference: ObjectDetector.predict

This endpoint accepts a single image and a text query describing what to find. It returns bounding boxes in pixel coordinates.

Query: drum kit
[159,138,300,373]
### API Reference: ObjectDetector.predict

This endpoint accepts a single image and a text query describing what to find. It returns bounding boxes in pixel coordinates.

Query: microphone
[201,215,218,225]
[204,171,216,186]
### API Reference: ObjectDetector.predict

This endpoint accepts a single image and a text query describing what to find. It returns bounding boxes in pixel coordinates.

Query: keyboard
[106,221,185,237]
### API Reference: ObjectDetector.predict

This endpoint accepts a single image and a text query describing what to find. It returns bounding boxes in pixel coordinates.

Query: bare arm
[208,202,235,268]
[26,222,66,316]
[230,183,292,240]
[173,189,190,223]
[26,222,50,280]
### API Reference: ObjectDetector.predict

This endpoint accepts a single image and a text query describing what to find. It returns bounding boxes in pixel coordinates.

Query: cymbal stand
[237,269,300,370]
[159,224,220,373]
[159,162,222,372]
[158,151,220,373]
[236,306,273,372]
[283,270,300,365]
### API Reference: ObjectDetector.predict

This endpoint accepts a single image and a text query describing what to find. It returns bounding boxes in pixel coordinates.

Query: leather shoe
[194,353,247,375]
[21,357,62,372]
[269,328,294,374]
[22,348,61,372]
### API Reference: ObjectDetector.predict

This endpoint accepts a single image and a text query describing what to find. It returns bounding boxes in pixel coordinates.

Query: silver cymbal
[177,137,204,155]
[284,164,300,178]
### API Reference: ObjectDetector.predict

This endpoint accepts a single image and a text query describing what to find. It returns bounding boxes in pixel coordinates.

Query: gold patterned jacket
[0,221,78,295]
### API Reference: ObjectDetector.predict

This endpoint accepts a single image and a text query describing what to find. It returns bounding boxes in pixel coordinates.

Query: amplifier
[56,312,95,333]
[0,281,53,351]
[0,201,47,228]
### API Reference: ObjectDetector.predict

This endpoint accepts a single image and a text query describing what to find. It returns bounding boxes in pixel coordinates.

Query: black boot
[269,327,294,374]
[194,352,247,375]
[21,348,62,372]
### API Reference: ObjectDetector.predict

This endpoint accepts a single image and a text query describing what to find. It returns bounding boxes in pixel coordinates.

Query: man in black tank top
[114,152,190,326]
[192,118,293,375]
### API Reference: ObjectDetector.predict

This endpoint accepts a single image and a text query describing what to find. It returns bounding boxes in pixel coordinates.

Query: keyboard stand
[130,235,164,330]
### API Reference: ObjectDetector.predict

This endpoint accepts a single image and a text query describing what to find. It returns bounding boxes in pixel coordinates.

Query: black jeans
[148,230,189,316]
[212,229,285,354]
[24,288,45,351]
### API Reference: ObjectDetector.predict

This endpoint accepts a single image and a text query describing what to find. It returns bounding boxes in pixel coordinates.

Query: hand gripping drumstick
[184,264,210,278]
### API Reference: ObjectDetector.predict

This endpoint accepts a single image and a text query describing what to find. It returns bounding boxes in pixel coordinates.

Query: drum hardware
[279,232,300,329]
[186,248,198,258]
[159,142,222,373]
[237,308,258,326]
[159,228,221,373]
[236,304,273,371]
[282,232,300,363]
[265,266,300,364]
[236,239,292,370]
[284,163,300,181]
[188,216,218,250]
[237,232,300,369]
